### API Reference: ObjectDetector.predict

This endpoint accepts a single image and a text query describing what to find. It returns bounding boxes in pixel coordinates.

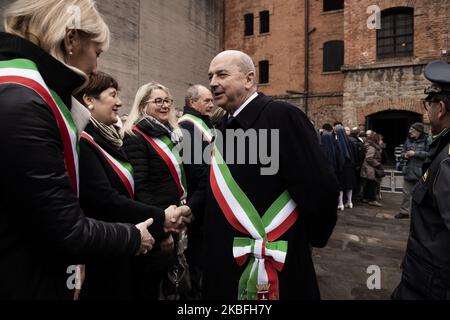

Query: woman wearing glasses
[75,73,191,299]
[122,83,201,299]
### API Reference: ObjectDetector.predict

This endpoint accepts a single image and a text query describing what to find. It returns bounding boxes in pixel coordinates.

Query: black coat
[202,93,339,300]
[0,32,140,300]
[179,106,210,267]
[79,123,166,299]
[393,127,450,300]
[123,119,181,209]
[122,118,181,298]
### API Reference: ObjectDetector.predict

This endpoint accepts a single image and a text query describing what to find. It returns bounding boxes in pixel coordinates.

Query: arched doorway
[366,110,423,167]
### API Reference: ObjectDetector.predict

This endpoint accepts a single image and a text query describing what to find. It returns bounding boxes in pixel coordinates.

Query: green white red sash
[133,126,187,201]
[210,147,299,300]
[178,114,214,143]
[81,132,135,199]
[0,58,80,195]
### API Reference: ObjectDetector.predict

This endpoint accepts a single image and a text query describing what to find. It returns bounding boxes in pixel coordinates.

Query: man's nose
[210,75,218,87]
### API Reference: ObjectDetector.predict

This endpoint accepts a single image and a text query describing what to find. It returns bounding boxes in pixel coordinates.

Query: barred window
[260,10,270,34]
[259,60,269,84]
[244,13,254,36]
[323,41,344,72]
[377,8,414,59]
[324,0,344,12]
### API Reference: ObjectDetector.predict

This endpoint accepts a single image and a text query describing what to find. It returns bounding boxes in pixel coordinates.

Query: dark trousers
[363,179,378,201]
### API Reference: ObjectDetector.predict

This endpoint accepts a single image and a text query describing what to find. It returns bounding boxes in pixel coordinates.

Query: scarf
[90,116,123,149]
[140,115,183,146]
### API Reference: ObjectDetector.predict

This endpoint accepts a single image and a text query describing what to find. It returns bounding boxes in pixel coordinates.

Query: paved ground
[313,192,410,300]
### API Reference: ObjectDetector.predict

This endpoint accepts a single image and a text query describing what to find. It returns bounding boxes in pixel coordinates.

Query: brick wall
[343,0,449,127]
[224,0,306,97]
[344,0,449,67]
[224,0,345,125]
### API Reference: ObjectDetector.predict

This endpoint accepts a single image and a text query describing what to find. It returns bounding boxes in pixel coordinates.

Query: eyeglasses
[422,99,439,111]
[147,98,174,107]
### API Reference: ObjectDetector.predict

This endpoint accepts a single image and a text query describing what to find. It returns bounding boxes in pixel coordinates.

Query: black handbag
[160,233,191,300]
[375,167,386,179]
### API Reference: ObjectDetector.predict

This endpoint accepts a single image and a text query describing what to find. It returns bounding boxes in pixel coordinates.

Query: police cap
[424,61,450,99]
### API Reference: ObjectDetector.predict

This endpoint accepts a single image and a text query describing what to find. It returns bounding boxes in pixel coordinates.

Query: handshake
[135,205,193,256]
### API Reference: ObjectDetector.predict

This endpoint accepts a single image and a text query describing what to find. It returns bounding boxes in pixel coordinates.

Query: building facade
[0,0,224,111]
[224,0,449,161]
[224,0,345,127]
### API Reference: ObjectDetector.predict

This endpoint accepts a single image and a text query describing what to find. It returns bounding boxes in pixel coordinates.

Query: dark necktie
[226,115,235,127]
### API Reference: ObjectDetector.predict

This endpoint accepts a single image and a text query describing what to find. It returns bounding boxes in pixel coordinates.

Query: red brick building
[224,0,450,160]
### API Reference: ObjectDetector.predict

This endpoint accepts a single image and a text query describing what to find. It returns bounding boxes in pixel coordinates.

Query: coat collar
[183,105,214,128]
[84,123,129,163]
[219,93,272,131]
[0,32,86,106]
[429,126,450,158]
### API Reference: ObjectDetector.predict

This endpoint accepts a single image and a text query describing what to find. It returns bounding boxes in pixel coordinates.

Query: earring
[69,51,73,55]
[87,105,94,110]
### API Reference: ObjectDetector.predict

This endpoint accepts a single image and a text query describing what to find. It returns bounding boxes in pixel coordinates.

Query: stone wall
[0,0,224,112]
[343,65,427,127]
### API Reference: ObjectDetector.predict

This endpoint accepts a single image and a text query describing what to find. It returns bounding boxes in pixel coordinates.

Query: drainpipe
[222,0,226,50]
[304,0,309,116]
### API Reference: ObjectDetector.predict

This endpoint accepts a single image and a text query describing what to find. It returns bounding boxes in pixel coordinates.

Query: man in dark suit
[178,85,215,299]
[202,50,339,300]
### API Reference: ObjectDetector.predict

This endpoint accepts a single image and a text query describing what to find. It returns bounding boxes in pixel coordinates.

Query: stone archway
[366,109,423,166]
[357,97,424,127]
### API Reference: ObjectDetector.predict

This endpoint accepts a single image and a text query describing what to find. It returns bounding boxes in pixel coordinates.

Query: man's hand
[163,205,193,233]
[405,150,416,159]
[135,218,155,256]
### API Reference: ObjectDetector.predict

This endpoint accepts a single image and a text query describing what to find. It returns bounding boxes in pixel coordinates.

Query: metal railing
[380,169,404,193]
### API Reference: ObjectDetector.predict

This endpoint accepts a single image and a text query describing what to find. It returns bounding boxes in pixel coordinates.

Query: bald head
[212,50,256,76]
[208,50,257,113]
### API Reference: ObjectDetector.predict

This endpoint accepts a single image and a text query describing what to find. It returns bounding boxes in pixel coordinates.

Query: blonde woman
[122,83,202,299]
[0,0,155,299]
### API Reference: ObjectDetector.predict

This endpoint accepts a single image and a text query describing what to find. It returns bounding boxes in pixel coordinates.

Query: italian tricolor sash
[210,147,299,300]
[133,127,187,202]
[81,132,135,199]
[178,114,214,143]
[0,58,80,196]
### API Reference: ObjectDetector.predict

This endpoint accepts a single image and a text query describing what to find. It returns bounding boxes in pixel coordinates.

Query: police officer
[392,61,450,299]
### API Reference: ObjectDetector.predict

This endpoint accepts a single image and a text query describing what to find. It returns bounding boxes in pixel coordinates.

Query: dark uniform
[393,61,450,300]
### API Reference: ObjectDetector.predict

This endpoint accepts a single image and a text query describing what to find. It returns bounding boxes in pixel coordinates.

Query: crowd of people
[317,124,386,209]
[0,0,449,301]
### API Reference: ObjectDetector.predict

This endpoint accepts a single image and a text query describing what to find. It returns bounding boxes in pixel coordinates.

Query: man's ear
[245,71,255,89]
[438,101,448,120]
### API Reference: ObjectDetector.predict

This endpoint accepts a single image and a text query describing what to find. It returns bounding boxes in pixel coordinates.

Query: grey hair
[185,84,205,107]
